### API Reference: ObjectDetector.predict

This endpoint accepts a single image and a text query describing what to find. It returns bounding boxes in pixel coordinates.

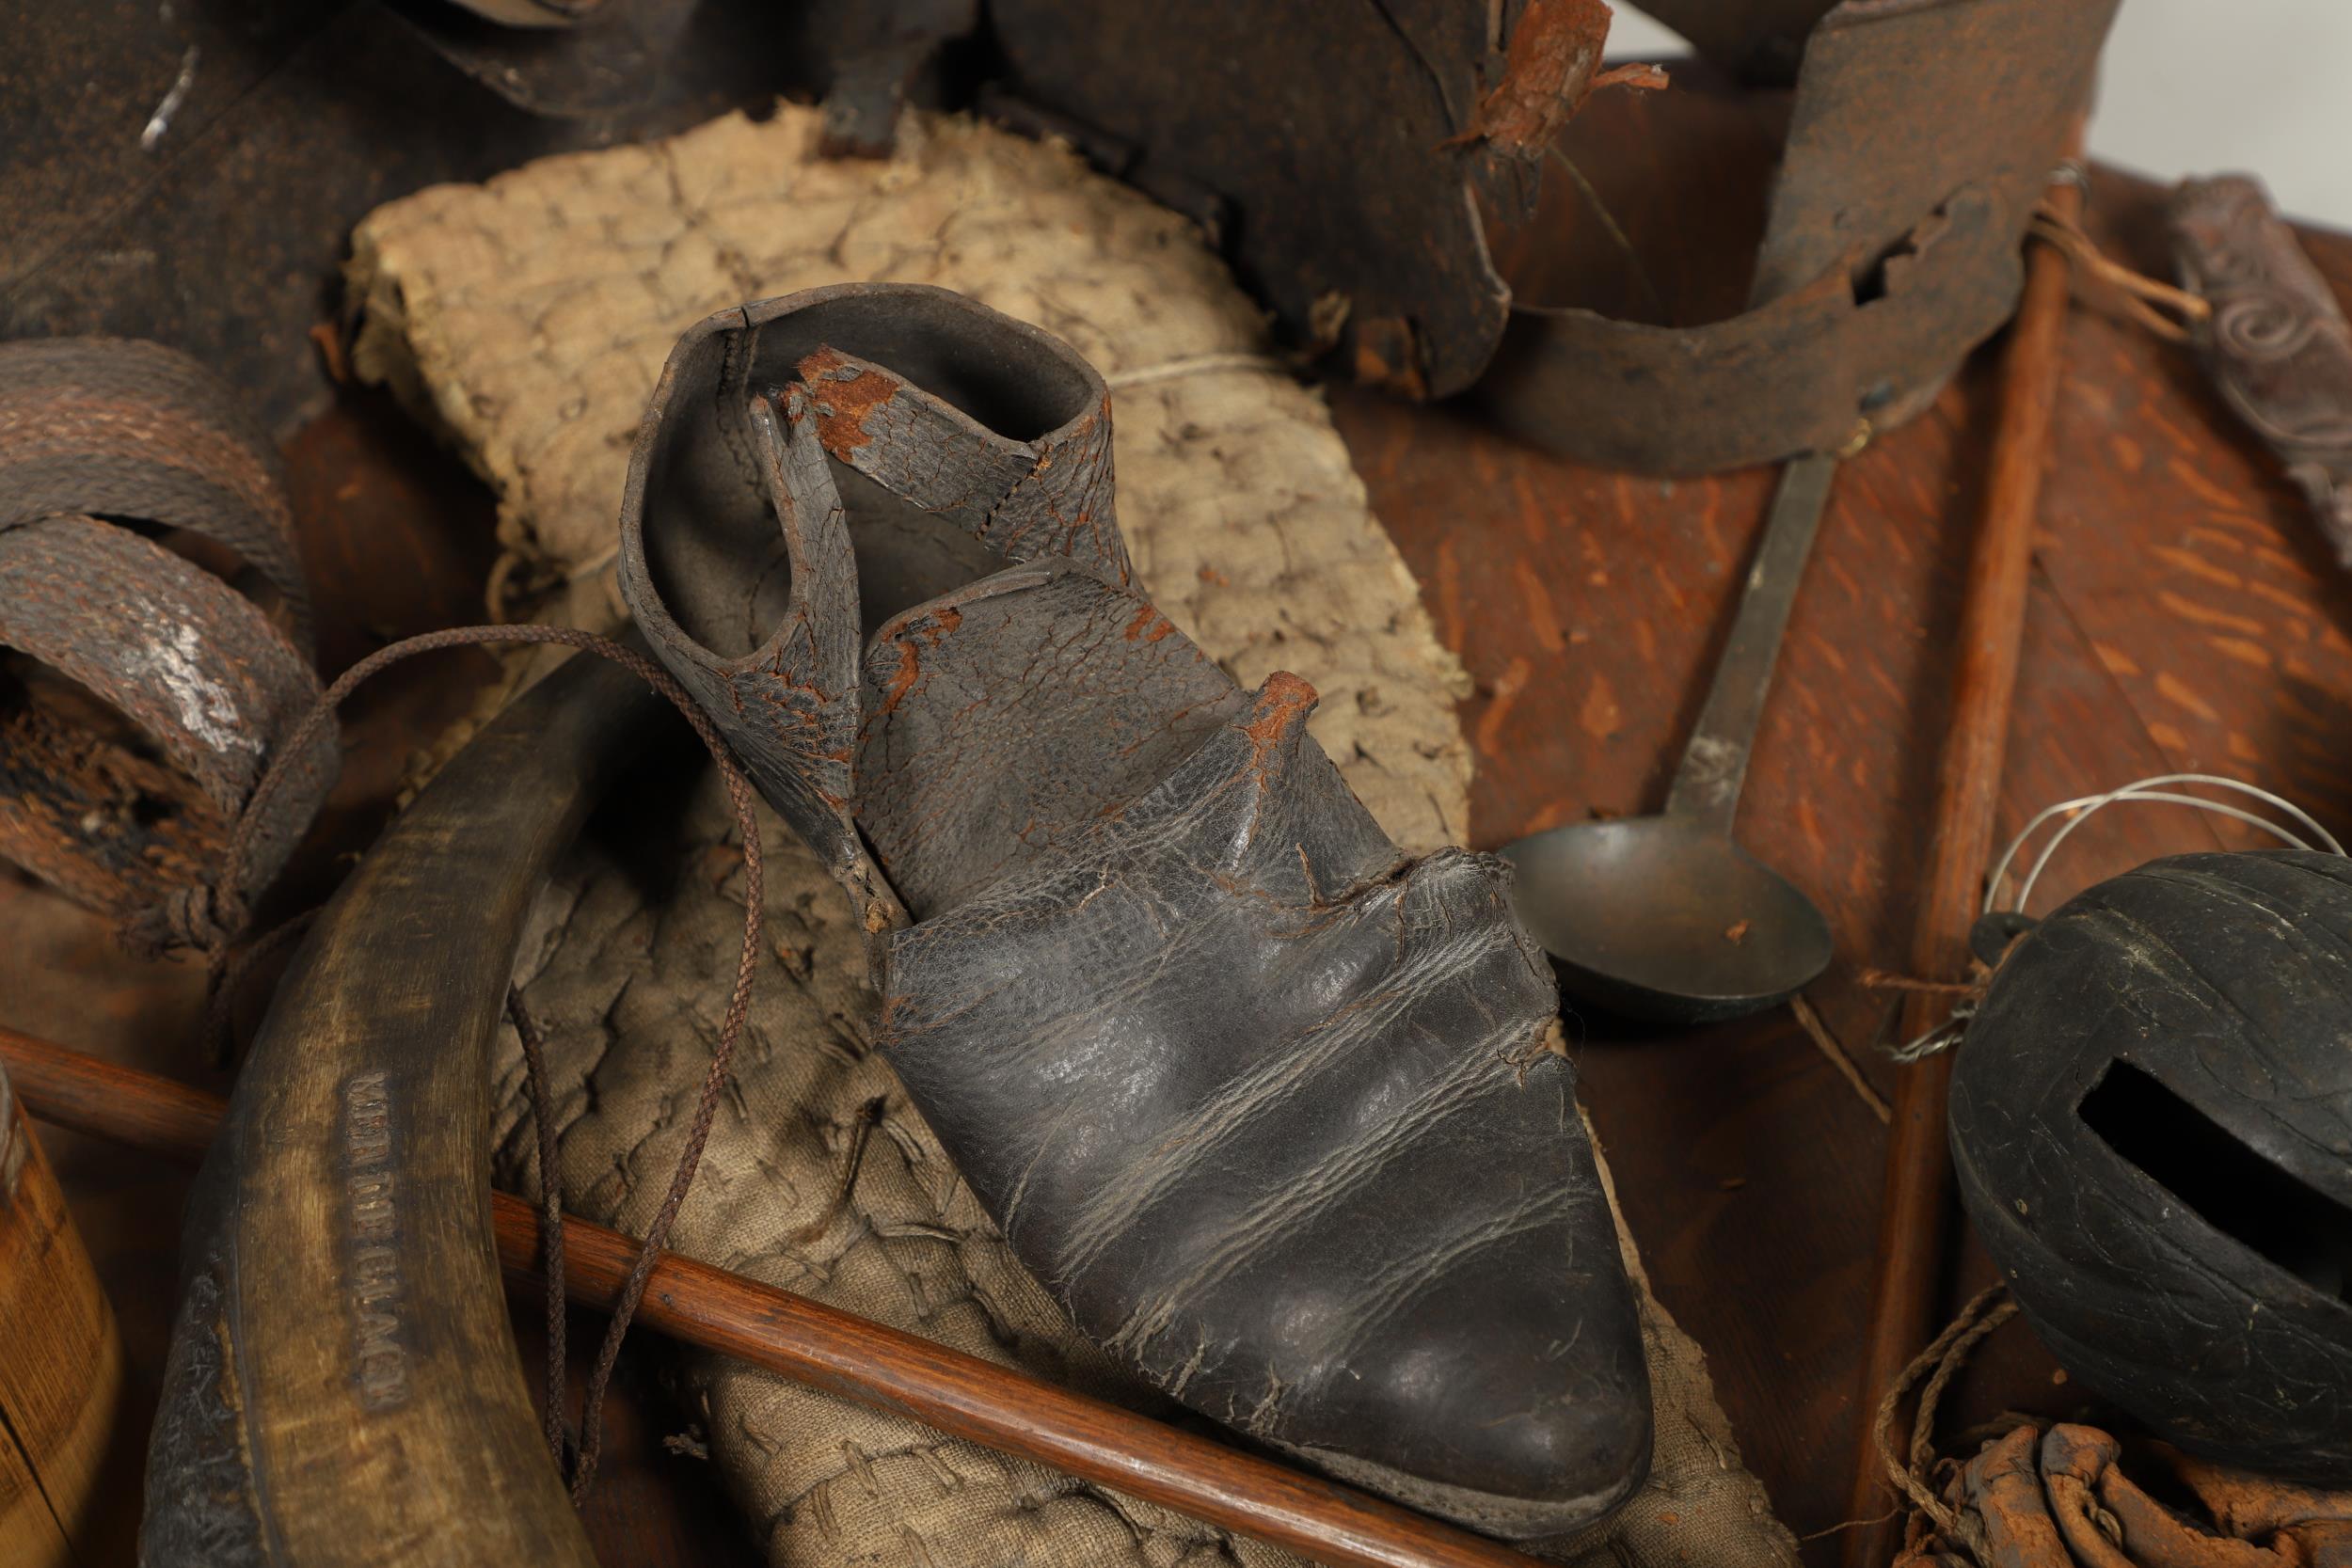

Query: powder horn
[139,650,667,1564]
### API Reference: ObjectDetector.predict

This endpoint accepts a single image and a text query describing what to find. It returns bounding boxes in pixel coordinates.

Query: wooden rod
[0,1023,1542,1568]
[1841,145,2083,1568]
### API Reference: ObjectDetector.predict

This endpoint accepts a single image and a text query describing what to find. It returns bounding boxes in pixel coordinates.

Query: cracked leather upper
[879,667,1651,1527]
[621,283,1653,1535]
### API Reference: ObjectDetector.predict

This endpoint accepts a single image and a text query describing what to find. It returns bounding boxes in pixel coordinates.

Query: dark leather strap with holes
[0,337,311,641]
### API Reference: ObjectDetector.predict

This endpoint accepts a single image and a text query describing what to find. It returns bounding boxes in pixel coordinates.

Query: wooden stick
[0,1069,128,1568]
[1841,142,2083,1568]
[0,1024,1543,1568]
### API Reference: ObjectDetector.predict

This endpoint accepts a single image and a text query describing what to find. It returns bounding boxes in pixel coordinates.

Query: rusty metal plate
[1749,0,2120,308]
[1477,0,2120,475]
[986,0,1614,399]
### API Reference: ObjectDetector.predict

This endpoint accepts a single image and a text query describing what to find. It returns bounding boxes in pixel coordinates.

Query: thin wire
[1104,353,1291,390]
[1886,999,1978,1065]
[1990,771,2343,904]
[1544,144,1670,325]
[1985,772,2344,916]
[1886,773,2344,1063]
[2014,793,2315,913]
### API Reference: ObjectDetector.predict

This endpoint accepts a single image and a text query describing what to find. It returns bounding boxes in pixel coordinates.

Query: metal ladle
[1502,452,1837,1022]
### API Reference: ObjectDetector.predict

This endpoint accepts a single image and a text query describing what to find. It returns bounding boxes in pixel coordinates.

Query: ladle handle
[1661,451,1837,834]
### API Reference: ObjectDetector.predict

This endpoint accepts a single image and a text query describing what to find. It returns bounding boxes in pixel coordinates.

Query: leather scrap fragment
[1447,0,1620,156]
[1898,1422,2352,1568]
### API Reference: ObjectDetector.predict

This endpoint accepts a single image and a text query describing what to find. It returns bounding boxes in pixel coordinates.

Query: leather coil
[0,337,334,939]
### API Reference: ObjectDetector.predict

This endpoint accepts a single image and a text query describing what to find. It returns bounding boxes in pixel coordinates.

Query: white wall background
[1606,1,2352,232]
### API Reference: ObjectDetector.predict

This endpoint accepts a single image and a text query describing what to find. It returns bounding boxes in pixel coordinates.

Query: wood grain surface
[1,171,2348,1565]
[1843,141,2083,1568]
[0,1079,133,1566]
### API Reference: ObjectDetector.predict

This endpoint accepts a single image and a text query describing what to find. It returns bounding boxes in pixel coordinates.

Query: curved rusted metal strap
[977,0,2115,469]
[141,651,665,1566]
[0,338,332,934]
[1476,0,2122,474]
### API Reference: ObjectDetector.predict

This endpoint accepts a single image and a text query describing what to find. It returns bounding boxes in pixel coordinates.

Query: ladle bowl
[1502,452,1840,1023]
[1503,816,1833,1022]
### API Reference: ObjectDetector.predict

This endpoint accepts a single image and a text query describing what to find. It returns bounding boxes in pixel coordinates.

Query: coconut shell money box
[1949,850,2352,1483]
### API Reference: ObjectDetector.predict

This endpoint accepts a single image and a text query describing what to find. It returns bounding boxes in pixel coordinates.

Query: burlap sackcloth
[348,104,1800,1568]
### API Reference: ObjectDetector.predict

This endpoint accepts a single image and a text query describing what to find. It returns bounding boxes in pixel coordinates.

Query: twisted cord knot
[120,879,247,963]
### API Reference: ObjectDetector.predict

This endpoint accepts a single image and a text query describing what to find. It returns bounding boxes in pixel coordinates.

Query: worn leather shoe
[618,282,1652,1537]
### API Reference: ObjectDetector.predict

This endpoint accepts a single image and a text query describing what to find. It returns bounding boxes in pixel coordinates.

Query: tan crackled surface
[348,103,1470,854]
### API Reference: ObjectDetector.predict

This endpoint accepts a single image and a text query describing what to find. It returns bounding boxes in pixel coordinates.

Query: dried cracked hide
[1898,1423,2352,1568]
[492,767,1797,1568]
[346,102,1468,856]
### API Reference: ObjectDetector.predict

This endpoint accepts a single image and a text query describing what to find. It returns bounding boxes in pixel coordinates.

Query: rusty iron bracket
[969,0,2116,472]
